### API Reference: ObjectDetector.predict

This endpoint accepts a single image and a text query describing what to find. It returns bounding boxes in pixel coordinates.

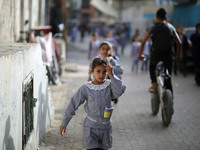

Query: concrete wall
[0,0,48,43]
[0,0,16,42]
[0,43,53,150]
[31,0,40,27]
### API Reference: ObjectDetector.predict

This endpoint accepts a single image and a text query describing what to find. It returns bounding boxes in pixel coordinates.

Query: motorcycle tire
[151,89,160,115]
[162,89,173,126]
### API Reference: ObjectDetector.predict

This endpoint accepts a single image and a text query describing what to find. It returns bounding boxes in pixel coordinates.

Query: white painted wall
[0,0,48,42]
[0,0,15,42]
[31,0,40,27]
[0,43,53,150]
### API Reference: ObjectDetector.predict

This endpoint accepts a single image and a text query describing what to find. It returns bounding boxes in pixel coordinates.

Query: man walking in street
[190,23,200,86]
[137,8,181,98]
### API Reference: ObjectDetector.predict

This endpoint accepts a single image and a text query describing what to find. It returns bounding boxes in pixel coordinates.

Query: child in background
[131,36,141,74]
[88,41,123,81]
[141,39,151,73]
[88,33,100,60]
[60,57,126,150]
[107,43,124,104]
[71,25,78,42]
[105,32,119,56]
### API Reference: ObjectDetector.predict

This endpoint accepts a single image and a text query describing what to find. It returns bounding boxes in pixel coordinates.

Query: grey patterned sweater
[62,75,126,127]
[61,75,126,149]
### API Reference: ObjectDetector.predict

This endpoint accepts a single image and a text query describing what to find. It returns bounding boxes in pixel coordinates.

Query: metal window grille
[22,74,37,149]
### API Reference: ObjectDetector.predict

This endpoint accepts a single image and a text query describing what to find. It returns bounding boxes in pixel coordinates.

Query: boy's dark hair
[99,41,112,50]
[196,23,200,29]
[92,32,97,37]
[91,57,108,71]
[156,8,167,20]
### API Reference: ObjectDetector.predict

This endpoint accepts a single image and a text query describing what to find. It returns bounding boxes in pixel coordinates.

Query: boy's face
[92,35,97,41]
[135,36,139,42]
[99,44,110,58]
[177,27,182,34]
[92,65,107,85]
[197,27,200,34]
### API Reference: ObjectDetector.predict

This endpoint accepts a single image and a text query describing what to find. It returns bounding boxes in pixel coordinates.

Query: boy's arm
[106,64,126,98]
[88,41,92,59]
[110,75,126,99]
[109,57,124,75]
[131,44,134,57]
[88,62,92,81]
[61,85,87,127]
[138,32,150,60]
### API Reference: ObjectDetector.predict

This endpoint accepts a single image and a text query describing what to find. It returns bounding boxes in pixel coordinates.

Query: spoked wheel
[51,53,60,85]
[151,90,160,115]
[162,89,173,126]
[46,65,59,85]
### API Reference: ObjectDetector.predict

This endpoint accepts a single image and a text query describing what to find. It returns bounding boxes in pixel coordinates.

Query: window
[22,73,37,149]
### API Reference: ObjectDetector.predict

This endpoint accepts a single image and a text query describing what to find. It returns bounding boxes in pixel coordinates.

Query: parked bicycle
[151,61,173,126]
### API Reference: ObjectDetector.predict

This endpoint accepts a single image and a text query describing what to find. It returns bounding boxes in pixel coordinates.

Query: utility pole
[62,0,68,56]
[119,0,123,20]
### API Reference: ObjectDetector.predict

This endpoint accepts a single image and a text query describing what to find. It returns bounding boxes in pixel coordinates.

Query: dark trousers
[149,52,173,96]
[193,54,200,86]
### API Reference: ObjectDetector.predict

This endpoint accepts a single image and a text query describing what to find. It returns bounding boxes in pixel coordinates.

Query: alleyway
[38,35,200,150]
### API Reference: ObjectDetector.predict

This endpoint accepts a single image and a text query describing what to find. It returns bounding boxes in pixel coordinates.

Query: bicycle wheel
[51,52,60,85]
[151,90,160,115]
[162,89,173,126]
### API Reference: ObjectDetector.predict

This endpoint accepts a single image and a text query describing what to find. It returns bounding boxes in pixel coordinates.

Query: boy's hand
[60,126,66,136]
[106,64,114,78]
[137,54,144,61]
[174,55,180,62]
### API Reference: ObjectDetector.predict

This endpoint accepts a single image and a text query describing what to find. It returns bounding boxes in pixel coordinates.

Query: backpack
[151,22,174,53]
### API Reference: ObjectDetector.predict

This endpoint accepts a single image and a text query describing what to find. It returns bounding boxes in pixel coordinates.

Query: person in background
[131,36,141,74]
[132,28,140,42]
[60,57,126,150]
[190,23,200,86]
[79,23,87,42]
[176,26,190,77]
[119,29,127,55]
[71,25,78,42]
[141,38,151,73]
[88,33,100,61]
[88,41,123,82]
[105,32,119,56]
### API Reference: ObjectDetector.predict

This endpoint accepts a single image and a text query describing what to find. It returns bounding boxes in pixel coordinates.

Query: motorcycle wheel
[162,89,173,126]
[151,89,160,115]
